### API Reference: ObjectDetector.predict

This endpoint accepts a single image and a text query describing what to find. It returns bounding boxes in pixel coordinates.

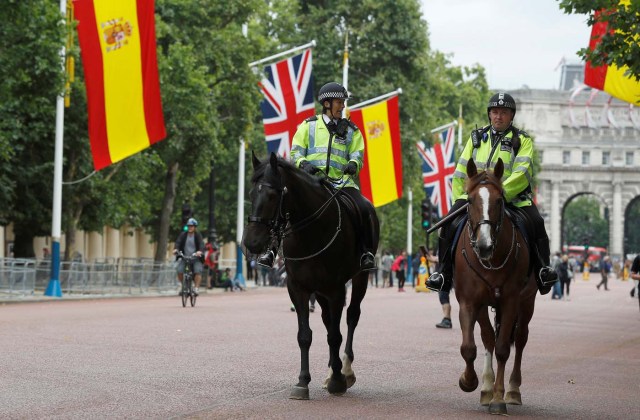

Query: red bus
[562,245,607,271]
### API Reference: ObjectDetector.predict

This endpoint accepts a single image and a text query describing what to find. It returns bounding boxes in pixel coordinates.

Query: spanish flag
[75,0,166,170]
[350,96,403,207]
[584,0,640,105]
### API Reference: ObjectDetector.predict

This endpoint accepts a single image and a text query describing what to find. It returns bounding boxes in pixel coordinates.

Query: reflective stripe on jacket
[452,127,534,207]
[290,115,364,188]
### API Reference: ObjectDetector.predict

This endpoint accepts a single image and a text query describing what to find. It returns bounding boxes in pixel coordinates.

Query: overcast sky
[419,0,590,90]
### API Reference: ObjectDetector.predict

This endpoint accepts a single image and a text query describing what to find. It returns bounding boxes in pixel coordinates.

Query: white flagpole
[235,138,246,286]
[342,32,349,92]
[458,104,463,148]
[249,40,317,68]
[407,188,413,281]
[45,0,67,297]
[430,120,458,134]
[349,88,403,110]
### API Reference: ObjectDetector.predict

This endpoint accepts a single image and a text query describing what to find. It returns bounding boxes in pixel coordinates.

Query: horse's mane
[465,169,504,195]
[251,155,323,190]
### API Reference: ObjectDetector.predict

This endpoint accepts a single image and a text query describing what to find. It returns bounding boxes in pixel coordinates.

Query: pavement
[0,274,638,419]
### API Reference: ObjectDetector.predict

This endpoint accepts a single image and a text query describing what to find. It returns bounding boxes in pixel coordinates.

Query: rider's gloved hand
[344,161,358,175]
[300,160,320,175]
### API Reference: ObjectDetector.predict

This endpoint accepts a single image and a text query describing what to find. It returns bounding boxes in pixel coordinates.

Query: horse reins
[248,166,353,262]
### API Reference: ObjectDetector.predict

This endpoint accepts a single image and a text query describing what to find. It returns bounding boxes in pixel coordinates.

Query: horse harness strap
[284,193,342,262]
[462,217,521,301]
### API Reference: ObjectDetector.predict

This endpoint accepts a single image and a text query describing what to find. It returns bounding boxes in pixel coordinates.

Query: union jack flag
[416,124,456,218]
[258,49,315,158]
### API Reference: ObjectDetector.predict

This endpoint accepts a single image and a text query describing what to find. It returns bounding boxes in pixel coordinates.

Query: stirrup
[360,252,376,271]
[426,272,445,292]
[539,266,558,286]
[257,250,275,268]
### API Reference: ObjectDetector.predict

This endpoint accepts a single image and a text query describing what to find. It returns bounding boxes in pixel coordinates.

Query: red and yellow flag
[75,0,166,170]
[350,96,403,207]
[584,0,640,105]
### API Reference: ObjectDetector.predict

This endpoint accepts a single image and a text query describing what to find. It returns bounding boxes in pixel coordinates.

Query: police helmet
[487,92,516,118]
[317,82,350,104]
[187,218,198,227]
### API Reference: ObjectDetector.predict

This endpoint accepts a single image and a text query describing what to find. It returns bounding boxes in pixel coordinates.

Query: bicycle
[176,251,198,307]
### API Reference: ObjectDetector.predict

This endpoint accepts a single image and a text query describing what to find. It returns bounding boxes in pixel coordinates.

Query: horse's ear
[269,152,278,171]
[251,150,261,169]
[467,158,477,177]
[494,158,504,179]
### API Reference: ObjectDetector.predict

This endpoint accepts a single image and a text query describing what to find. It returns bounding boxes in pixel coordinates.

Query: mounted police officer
[426,92,558,294]
[256,82,376,271]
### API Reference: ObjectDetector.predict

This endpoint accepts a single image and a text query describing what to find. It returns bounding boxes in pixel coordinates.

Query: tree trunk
[63,207,83,262]
[154,161,179,263]
[12,232,35,258]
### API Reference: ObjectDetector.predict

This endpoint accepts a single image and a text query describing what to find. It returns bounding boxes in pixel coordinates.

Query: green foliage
[0,0,66,255]
[563,195,609,249]
[0,0,491,259]
[624,198,640,254]
[558,0,640,84]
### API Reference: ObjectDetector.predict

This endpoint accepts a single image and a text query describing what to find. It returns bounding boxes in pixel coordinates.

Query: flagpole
[430,120,458,134]
[458,104,463,148]
[45,0,67,298]
[342,32,349,91]
[349,88,403,110]
[407,188,413,285]
[249,40,317,68]
[235,137,246,287]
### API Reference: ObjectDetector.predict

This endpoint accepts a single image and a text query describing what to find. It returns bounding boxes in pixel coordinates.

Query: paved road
[1,275,638,419]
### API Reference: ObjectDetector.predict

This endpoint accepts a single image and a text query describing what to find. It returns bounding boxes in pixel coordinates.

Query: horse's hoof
[459,375,479,392]
[289,385,309,400]
[505,391,522,405]
[488,401,508,415]
[345,373,356,389]
[480,390,493,406]
[327,374,347,395]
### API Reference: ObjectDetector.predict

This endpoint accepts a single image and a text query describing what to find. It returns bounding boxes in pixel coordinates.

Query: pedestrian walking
[391,250,407,292]
[596,255,612,291]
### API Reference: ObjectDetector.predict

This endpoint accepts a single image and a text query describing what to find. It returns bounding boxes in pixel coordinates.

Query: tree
[0,0,66,257]
[558,0,640,81]
[563,195,609,249]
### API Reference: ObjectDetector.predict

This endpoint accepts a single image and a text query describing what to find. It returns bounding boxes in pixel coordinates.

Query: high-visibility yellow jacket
[452,126,534,207]
[290,115,365,188]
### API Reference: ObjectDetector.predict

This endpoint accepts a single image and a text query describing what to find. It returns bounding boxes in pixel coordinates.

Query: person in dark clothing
[173,218,205,295]
[596,255,612,291]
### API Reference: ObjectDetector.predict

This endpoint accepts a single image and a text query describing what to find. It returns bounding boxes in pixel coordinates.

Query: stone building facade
[511,87,640,259]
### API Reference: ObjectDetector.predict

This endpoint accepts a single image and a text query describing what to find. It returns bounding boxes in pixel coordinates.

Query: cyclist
[173,217,205,295]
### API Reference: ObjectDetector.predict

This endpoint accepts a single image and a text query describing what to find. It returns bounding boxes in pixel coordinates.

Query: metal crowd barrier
[1,257,177,297]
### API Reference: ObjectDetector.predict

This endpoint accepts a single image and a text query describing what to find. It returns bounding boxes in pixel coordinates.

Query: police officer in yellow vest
[256,82,376,271]
[426,92,558,294]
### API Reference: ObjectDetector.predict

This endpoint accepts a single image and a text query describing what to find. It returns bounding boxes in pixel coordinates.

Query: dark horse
[242,152,380,400]
[454,158,537,415]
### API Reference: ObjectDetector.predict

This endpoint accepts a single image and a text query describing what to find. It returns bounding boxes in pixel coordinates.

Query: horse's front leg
[287,284,312,400]
[507,289,535,405]
[458,303,479,392]
[488,302,518,415]
[324,289,347,395]
[342,273,368,388]
[478,307,495,406]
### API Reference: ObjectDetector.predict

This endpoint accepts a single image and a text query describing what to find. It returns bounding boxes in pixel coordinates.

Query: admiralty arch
[512,87,640,260]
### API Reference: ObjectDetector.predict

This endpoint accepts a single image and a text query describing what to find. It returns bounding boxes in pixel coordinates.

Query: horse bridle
[247,171,346,261]
[466,179,506,260]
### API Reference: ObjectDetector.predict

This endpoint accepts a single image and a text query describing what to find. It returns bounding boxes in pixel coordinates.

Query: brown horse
[454,158,537,415]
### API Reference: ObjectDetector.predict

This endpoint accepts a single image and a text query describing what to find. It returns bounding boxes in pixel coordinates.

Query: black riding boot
[359,212,376,271]
[535,237,558,295]
[257,239,280,268]
[426,235,453,292]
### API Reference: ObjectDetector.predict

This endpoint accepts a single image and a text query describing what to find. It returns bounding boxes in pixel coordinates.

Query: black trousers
[342,187,375,253]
